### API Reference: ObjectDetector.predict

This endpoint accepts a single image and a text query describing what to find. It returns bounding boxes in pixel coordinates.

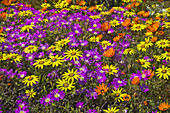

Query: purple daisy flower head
[107,28,114,34]
[18,71,27,79]
[86,109,97,113]
[15,100,28,109]
[86,88,98,99]
[40,95,53,106]
[140,84,149,92]
[7,69,17,79]
[50,89,65,101]
[97,74,107,84]
[79,40,88,47]
[111,78,127,89]
[14,107,29,113]
[141,69,151,81]
[76,101,84,109]
[130,70,142,80]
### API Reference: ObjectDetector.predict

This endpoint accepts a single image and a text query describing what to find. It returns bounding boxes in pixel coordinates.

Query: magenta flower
[76,101,84,109]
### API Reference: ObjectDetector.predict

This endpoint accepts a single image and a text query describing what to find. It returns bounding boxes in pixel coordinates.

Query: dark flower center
[39,61,44,64]
[71,52,76,55]
[163,108,168,111]
[29,47,34,49]
[161,42,165,45]
[162,69,167,73]
[100,89,104,93]
[28,76,33,81]
[115,93,120,97]
[69,73,74,77]
[51,58,57,62]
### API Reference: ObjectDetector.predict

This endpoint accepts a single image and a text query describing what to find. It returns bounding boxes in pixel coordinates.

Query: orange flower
[66,0,72,3]
[109,8,114,13]
[1,0,15,6]
[0,27,3,33]
[118,33,125,38]
[131,0,136,2]
[134,2,140,7]
[26,4,31,7]
[143,11,149,17]
[131,77,140,85]
[147,22,160,32]
[103,48,115,57]
[100,22,111,31]
[95,83,108,95]
[133,92,137,97]
[78,0,86,6]
[81,6,87,10]
[121,71,126,75]
[44,0,47,3]
[88,6,95,12]
[158,102,170,111]
[113,36,121,42]
[155,16,161,20]
[151,37,157,42]
[125,4,132,10]
[158,31,164,35]
[164,48,170,52]
[157,0,163,2]
[41,7,47,11]
[122,3,125,6]
[144,101,148,105]
[97,34,102,40]
[0,12,6,20]
[144,0,147,3]
[137,11,145,16]
[123,95,131,101]
[122,18,131,27]
[133,17,140,24]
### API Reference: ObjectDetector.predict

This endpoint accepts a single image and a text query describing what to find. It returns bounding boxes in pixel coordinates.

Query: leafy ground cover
[0,0,170,112]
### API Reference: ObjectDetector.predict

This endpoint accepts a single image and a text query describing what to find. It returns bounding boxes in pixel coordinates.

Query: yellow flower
[88,36,100,42]
[103,64,118,75]
[124,11,136,17]
[41,3,51,8]
[162,22,170,28]
[109,88,127,102]
[161,51,170,61]
[156,65,170,79]
[103,107,119,113]
[33,59,47,69]
[145,37,153,47]
[89,15,101,20]
[46,55,64,67]
[20,25,35,32]
[100,40,112,49]
[137,59,151,68]
[0,36,5,43]
[55,37,70,46]
[123,48,136,55]
[153,55,162,62]
[145,32,153,37]
[131,24,147,31]
[47,44,62,52]
[110,19,120,27]
[137,41,147,52]
[0,52,6,61]
[10,53,23,63]
[56,79,75,91]
[25,88,36,98]
[24,45,38,53]
[22,75,39,86]
[64,49,83,61]
[62,69,81,82]
[155,39,169,48]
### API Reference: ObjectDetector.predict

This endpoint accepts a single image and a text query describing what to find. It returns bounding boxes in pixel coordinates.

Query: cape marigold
[103,48,115,57]
[100,22,111,31]
[137,11,145,16]
[66,0,72,4]
[113,36,121,42]
[146,22,160,32]
[144,101,148,105]
[95,83,108,95]
[0,12,6,20]
[143,11,149,17]
[122,18,131,27]
[131,77,140,85]
[78,0,86,6]
[151,37,157,42]
[0,28,3,33]
[123,94,131,101]
[158,102,170,111]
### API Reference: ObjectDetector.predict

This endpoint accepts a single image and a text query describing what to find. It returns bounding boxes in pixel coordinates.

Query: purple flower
[86,88,98,99]
[130,70,142,80]
[86,109,97,113]
[79,40,88,46]
[141,69,151,81]
[18,71,27,79]
[49,89,65,101]
[97,74,107,83]
[76,101,84,109]
[7,69,17,79]
[107,28,114,34]
[40,95,53,106]
[111,78,127,89]
[15,100,28,109]
[140,84,149,92]
[25,53,36,61]
[14,107,29,113]
[47,70,59,78]
[39,43,49,50]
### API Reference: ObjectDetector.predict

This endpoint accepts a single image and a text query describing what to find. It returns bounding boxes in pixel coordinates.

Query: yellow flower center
[167,53,170,56]
[93,38,96,42]
[141,44,145,48]
[39,61,44,64]
[162,69,166,73]
[12,56,16,59]
[108,68,112,72]
[161,42,165,45]
[45,98,50,102]
[51,46,56,49]
[63,83,69,87]
[100,89,104,93]
[0,55,3,59]
[115,93,120,97]
[61,40,65,44]
[28,76,33,81]
[29,47,34,49]
[146,40,149,44]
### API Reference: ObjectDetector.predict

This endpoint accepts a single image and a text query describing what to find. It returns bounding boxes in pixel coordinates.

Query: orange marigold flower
[0,12,6,20]
[113,36,121,42]
[137,11,145,16]
[143,11,149,17]
[144,101,148,105]
[0,27,3,33]
[158,102,170,111]
[151,37,157,42]
[103,48,115,57]
[95,83,108,95]
[125,4,132,10]
[157,0,163,2]
[81,6,87,10]
[100,22,111,31]
[109,8,114,13]
[158,31,164,35]
[146,22,160,32]
[78,0,86,6]
[97,34,102,40]
[66,0,72,4]
[118,33,125,38]
[123,95,131,101]
[1,0,15,6]
[131,77,140,85]
[147,70,154,80]
[122,18,131,27]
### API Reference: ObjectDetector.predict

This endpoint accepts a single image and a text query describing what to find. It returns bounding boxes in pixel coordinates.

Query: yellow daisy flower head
[137,41,147,52]
[88,36,100,42]
[110,19,120,27]
[89,15,101,20]
[64,49,83,61]
[156,65,170,79]
[122,0,130,3]
[56,79,75,91]
[101,40,112,49]
[0,36,5,43]
[123,48,136,55]
[103,107,119,113]
[24,45,38,53]
[155,39,169,48]
[46,55,64,67]
[9,53,23,63]
[0,52,7,61]
[33,59,47,69]
[153,55,162,62]
[145,37,153,47]
[25,88,36,98]
[109,88,127,102]
[124,11,136,17]
[22,75,39,86]
[62,69,80,82]
[136,59,151,68]
[20,25,35,32]
[145,31,153,37]
[55,37,70,46]
[161,51,170,61]
[131,24,147,31]
[47,44,62,52]
[103,64,118,75]
[162,22,170,28]
[41,3,51,8]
